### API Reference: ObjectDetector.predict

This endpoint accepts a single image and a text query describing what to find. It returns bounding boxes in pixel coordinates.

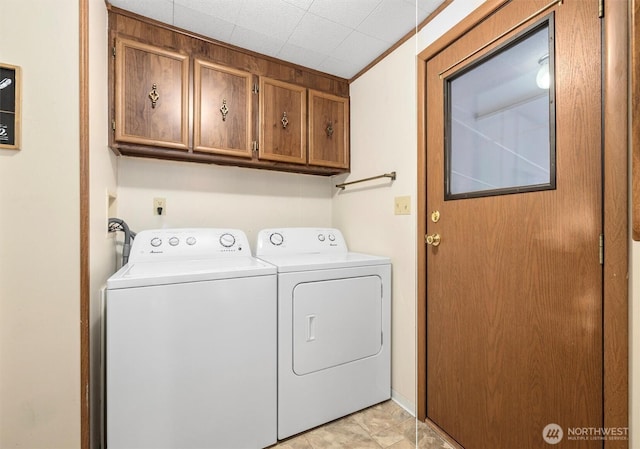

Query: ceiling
[108,0,447,79]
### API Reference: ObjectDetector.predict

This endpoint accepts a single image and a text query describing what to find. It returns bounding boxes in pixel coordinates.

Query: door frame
[416,1,629,447]
[79,0,90,448]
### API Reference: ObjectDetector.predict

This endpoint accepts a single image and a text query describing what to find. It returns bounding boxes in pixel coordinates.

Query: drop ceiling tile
[333,31,388,67]
[282,0,314,11]
[174,4,235,42]
[234,0,306,42]
[278,42,328,70]
[308,0,381,29]
[287,13,352,54]
[173,0,246,24]
[415,0,443,15]
[317,56,356,79]
[110,0,174,24]
[358,0,417,43]
[230,25,286,57]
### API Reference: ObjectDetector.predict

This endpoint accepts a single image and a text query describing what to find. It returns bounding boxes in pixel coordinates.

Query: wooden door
[308,90,350,169]
[193,59,253,158]
[425,1,602,448]
[114,38,189,150]
[259,77,307,164]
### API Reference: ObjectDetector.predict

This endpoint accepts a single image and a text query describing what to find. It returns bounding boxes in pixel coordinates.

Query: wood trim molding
[633,0,640,240]
[415,2,630,444]
[602,1,629,447]
[417,0,508,62]
[79,0,90,447]
[416,52,427,422]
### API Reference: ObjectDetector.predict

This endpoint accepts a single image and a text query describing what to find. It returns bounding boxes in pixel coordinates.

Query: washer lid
[107,257,276,289]
[256,252,390,273]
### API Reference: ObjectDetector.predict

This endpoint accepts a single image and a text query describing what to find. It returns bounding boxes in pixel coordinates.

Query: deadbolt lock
[425,233,441,247]
[431,210,440,223]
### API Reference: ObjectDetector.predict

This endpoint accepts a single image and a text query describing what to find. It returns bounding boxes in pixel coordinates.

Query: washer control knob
[168,237,179,246]
[270,232,284,246]
[328,233,336,242]
[219,233,236,248]
[186,237,197,246]
[318,234,325,242]
[150,237,162,247]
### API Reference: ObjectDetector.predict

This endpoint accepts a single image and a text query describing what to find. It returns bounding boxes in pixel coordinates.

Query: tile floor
[271,400,454,449]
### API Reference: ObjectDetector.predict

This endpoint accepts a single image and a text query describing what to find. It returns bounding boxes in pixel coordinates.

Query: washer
[106,228,277,449]
[255,227,391,439]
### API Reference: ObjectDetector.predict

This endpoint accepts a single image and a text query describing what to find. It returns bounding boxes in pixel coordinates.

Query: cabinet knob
[148,83,159,109]
[220,99,229,122]
[326,122,334,137]
[281,112,289,129]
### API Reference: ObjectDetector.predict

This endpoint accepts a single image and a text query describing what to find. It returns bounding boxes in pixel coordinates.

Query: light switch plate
[394,196,411,215]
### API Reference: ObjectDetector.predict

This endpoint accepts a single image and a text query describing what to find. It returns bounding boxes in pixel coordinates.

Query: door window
[445,17,555,199]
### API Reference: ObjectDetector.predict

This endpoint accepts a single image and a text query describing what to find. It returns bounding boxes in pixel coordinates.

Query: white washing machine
[106,228,277,449]
[255,227,391,439]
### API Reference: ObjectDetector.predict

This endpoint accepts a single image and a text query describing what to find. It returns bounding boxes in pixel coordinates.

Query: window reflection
[445,18,555,199]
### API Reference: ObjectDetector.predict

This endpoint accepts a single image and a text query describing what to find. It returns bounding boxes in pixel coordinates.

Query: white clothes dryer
[255,227,391,439]
[106,228,277,449]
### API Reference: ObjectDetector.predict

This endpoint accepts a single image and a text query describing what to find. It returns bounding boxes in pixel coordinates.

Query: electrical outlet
[153,197,166,216]
[394,196,411,215]
[107,191,117,236]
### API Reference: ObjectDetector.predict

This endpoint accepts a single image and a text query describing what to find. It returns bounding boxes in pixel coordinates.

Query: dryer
[255,227,391,439]
[106,228,277,449]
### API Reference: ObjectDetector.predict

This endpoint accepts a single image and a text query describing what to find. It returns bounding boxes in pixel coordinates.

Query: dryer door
[292,275,382,375]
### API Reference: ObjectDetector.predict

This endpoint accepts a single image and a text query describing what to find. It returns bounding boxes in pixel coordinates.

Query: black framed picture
[0,63,21,150]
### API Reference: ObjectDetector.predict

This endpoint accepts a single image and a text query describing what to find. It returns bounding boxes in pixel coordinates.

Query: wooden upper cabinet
[114,38,189,150]
[194,59,254,158]
[109,10,350,175]
[259,77,307,164]
[308,90,349,169]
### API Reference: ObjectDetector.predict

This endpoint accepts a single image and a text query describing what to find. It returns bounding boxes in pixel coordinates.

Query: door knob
[425,233,441,247]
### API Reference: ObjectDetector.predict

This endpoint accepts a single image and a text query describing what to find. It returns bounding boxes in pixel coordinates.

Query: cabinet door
[194,60,253,158]
[259,77,306,164]
[308,90,349,169]
[114,38,189,150]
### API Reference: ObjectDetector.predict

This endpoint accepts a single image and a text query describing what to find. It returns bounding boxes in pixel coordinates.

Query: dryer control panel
[129,228,249,262]
[256,228,348,255]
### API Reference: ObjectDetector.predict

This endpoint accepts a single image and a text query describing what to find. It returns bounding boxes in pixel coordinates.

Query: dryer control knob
[150,237,162,247]
[219,233,236,248]
[328,233,336,241]
[318,234,325,242]
[270,232,284,246]
[186,237,197,246]
[168,237,179,246]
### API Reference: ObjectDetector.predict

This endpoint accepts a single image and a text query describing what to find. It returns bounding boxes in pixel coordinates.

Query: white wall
[88,0,117,447]
[0,1,81,448]
[333,38,419,412]
[115,157,333,253]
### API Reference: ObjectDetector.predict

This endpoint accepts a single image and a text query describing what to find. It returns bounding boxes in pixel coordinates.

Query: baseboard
[391,389,416,417]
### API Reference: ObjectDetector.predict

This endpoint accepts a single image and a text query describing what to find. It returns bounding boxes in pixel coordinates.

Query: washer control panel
[256,228,348,256]
[129,228,249,263]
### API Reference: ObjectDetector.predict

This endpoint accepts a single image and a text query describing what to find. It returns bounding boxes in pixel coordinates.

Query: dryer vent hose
[108,218,137,266]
